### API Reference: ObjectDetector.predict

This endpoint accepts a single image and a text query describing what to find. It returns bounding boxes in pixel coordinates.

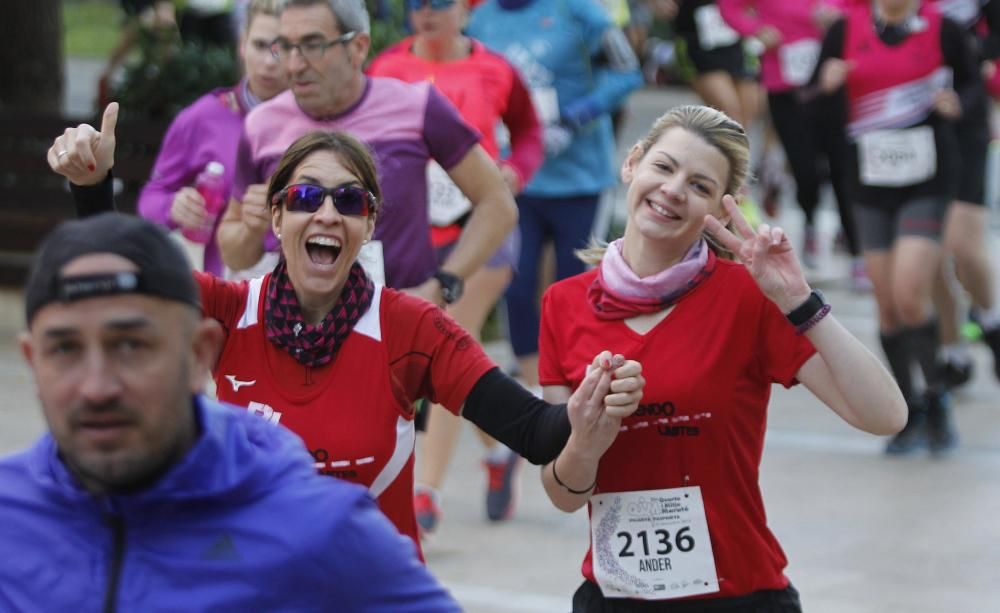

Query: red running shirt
[368,37,543,190]
[198,272,496,551]
[539,261,816,600]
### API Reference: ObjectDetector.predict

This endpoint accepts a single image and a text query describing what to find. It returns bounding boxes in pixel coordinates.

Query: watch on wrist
[433,270,464,305]
[785,289,827,326]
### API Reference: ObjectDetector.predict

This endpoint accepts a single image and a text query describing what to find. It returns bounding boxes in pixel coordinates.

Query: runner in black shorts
[669,0,758,128]
[815,0,981,456]
[929,0,1000,389]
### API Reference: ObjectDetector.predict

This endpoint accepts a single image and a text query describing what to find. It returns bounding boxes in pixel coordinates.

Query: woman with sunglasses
[48,120,646,554]
[368,0,544,535]
[136,0,288,276]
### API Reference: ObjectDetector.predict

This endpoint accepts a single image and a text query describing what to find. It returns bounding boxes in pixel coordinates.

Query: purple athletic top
[235,76,481,289]
[138,85,249,275]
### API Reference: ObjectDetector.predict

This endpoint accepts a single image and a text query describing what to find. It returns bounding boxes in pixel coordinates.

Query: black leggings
[768,90,859,256]
[571,581,803,613]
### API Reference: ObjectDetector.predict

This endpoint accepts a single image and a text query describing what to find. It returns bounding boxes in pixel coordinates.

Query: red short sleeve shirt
[197,272,496,549]
[539,261,816,599]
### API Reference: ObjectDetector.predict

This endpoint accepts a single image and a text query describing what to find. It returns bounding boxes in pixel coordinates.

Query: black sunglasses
[271,183,376,216]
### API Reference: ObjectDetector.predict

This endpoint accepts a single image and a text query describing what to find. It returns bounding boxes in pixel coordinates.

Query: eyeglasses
[270,31,357,62]
[406,0,457,10]
[272,183,376,217]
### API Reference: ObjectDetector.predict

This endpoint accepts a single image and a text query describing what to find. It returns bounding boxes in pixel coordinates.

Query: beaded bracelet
[552,458,596,495]
[795,303,832,335]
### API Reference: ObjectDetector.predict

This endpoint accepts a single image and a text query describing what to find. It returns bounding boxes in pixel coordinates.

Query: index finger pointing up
[100,102,119,138]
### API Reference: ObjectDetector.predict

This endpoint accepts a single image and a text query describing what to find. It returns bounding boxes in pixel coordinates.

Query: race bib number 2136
[591,487,719,600]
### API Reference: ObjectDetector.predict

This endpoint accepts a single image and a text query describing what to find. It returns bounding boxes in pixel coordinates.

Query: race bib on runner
[778,39,820,87]
[935,0,979,28]
[858,126,936,187]
[427,161,472,226]
[531,87,560,125]
[694,5,740,51]
[591,487,719,600]
[357,240,386,286]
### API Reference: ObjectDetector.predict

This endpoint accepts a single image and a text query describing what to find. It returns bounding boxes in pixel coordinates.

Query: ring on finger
[56,150,68,158]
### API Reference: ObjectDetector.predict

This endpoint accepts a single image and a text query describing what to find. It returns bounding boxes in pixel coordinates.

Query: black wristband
[551,457,596,495]
[433,270,464,304]
[785,289,827,327]
[70,171,116,218]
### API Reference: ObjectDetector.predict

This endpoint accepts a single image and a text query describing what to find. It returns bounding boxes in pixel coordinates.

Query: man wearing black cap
[2,213,460,611]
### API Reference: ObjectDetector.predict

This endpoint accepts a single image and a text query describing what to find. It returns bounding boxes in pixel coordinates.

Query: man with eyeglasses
[217,0,518,308]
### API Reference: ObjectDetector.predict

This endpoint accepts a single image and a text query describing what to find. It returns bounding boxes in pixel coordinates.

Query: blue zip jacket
[468,0,642,197]
[0,396,460,613]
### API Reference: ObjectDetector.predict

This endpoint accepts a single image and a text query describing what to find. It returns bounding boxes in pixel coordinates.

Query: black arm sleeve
[941,17,986,117]
[461,367,570,466]
[69,171,117,218]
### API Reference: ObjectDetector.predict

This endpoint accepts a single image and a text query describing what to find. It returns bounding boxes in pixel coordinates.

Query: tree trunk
[0,0,64,113]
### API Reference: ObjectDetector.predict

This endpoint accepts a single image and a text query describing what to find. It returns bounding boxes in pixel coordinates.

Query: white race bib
[531,86,560,125]
[778,39,820,87]
[591,487,719,600]
[694,5,740,51]
[357,240,386,287]
[935,0,980,28]
[858,126,937,187]
[426,161,472,226]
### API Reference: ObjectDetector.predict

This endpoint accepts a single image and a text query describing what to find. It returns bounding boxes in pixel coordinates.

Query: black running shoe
[982,327,1000,382]
[926,390,958,456]
[885,407,928,455]
[938,358,974,390]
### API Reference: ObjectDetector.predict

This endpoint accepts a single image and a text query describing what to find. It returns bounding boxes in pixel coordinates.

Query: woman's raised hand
[47,102,118,186]
[704,195,811,313]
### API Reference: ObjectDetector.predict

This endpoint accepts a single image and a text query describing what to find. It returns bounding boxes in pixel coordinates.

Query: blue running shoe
[484,449,521,522]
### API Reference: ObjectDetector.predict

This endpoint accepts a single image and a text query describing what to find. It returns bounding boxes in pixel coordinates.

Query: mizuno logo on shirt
[225,375,256,392]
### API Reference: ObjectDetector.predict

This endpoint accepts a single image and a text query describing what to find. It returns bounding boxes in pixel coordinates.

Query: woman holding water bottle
[813,0,980,455]
[137,0,288,275]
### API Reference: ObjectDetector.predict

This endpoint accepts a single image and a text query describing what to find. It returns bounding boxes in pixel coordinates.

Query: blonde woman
[537,105,905,611]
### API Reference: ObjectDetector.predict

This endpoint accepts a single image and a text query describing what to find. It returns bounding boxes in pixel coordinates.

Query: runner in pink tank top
[815,0,982,456]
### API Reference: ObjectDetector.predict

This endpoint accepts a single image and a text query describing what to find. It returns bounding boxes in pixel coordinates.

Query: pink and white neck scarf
[588,238,716,320]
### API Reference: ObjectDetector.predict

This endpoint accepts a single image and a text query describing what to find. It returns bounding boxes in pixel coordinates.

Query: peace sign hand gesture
[703,195,812,313]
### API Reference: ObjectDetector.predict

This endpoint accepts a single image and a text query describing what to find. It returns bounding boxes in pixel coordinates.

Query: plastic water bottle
[182,161,226,244]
